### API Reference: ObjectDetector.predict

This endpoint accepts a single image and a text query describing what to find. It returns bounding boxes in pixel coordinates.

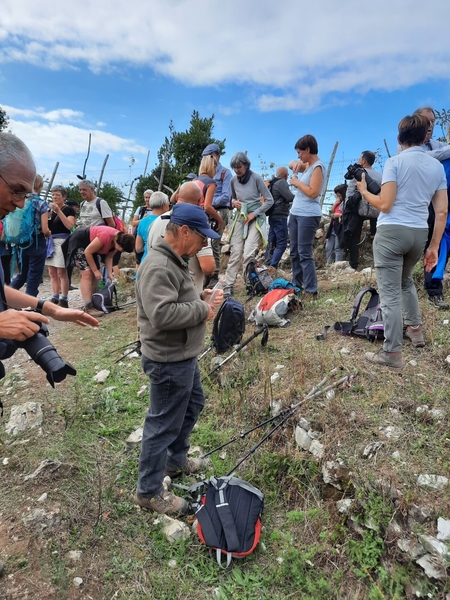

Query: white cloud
[9,119,146,158]
[3,105,83,122]
[1,0,450,110]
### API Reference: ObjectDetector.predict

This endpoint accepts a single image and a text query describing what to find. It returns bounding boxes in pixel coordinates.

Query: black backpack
[91,281,119,314]
[334,286,384,342]
[190,476,264,567]
[211,298,245,354]
[244,259,273,298]
[265,177,281,217]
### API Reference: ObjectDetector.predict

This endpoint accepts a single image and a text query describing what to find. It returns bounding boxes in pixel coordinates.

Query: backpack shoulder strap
[95,197,105,219]
[211,478,240,553]
[349,287,377,322]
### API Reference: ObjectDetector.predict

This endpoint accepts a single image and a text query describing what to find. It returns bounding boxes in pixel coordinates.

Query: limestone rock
[416,554,447,580]
[126,427,143,448]
[309,439,324,459]
[295,426,312,451]
[362,441,384,459]
[397,537,425,560]
[24,459,62,482]
[417,474,449,490]
[93,369,110,383]
[156,515,191,543]
[5,402,43,436]
[22,506,61,532]
[437,517,450,541]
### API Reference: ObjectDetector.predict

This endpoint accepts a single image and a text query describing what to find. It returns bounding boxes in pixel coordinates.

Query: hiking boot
[58,299,69,308]
[165,457,208,479]
[134,491,189,516]
[365,349,405,369]
[404,325,425,348]
[50,297,59,304]
[69,285,78,291]
[223,286,233,299]
[428,295,449,310]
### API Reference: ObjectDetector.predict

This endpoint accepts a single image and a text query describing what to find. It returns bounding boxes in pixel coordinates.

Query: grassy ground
[0,266,449,600]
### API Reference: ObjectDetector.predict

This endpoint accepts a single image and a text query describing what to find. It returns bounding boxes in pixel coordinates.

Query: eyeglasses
[0,173,32,201]
[190,228,208,244]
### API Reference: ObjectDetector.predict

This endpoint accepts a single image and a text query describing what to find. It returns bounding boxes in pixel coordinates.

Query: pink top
[89,226,117,255]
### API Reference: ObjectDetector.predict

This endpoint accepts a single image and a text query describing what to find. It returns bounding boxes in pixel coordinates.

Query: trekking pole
[198,346,213,361]
[202,371,352,460]
[201,325,269,383]
[224,373,354,477]
[201,372,336,458]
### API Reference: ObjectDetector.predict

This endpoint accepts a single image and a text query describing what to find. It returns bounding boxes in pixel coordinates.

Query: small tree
[435,108,450,143]
[0,106,9,132]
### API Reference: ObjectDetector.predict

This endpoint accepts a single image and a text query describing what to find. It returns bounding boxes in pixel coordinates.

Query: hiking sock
[52,294,59,301]
[60,295,68,301]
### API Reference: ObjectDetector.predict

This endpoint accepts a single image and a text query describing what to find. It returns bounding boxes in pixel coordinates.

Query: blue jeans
[264,217,288,268]
[289,215,321,293]
[137,355,205,498]
[10,235,47,297]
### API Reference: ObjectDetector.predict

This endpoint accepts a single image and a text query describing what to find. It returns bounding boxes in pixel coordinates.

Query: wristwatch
[35,299,47,314]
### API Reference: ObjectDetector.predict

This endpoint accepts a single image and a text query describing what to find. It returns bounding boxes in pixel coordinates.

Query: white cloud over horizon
[2,0,450,112]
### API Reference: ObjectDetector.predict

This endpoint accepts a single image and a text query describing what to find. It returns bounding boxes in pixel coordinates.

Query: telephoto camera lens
[15,324,77,387]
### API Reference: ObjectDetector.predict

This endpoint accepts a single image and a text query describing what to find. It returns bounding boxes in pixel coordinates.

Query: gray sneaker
[134,491,189,515]
[404,325,425,348]
[165,457,208,479]
[365,349,405,369]
[223,286,234,299]
[428,295,450,310]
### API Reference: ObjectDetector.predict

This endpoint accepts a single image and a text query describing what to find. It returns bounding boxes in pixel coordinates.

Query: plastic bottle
[205,281,224,305]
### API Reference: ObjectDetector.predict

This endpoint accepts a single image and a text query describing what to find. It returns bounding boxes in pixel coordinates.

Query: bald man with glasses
[0,133,99,382]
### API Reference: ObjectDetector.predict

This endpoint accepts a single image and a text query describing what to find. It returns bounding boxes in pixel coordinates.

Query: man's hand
[244,212,255,225]
[44,303,100,327]
[0,310,49,342]
[93,269,103,281]
[205,305,215,322]
[202,288,224,308]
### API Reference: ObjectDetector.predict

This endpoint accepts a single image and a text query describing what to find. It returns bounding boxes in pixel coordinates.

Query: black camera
[15,323,76,387]
[344,163,381,195]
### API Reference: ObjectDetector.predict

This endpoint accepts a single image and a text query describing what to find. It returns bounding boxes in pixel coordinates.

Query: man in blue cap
[201,143,232,287]
[135,203,222,515]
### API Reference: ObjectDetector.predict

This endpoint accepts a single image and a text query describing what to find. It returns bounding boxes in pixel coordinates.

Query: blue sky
[1,0,450,206]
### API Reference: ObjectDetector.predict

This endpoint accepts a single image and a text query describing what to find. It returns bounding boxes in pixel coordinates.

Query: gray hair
[144,189,154,196]
[230,152,251,169]
[150,191,169,209]
[413,106,436,117]
[51,185,67,196]
[0,132,35,173]
[78,179,96,190]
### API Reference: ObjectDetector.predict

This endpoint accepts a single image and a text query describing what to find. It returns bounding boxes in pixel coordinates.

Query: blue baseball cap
[202,143,220,157]
[170,204,220,239]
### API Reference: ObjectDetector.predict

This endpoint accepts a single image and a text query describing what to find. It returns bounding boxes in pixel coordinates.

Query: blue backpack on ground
[4,197,40,249]
[334,286,384,342]
[211,298,245,354]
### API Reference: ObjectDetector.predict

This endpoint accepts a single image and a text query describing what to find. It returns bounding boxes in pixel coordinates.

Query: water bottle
[98,280,106,290]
